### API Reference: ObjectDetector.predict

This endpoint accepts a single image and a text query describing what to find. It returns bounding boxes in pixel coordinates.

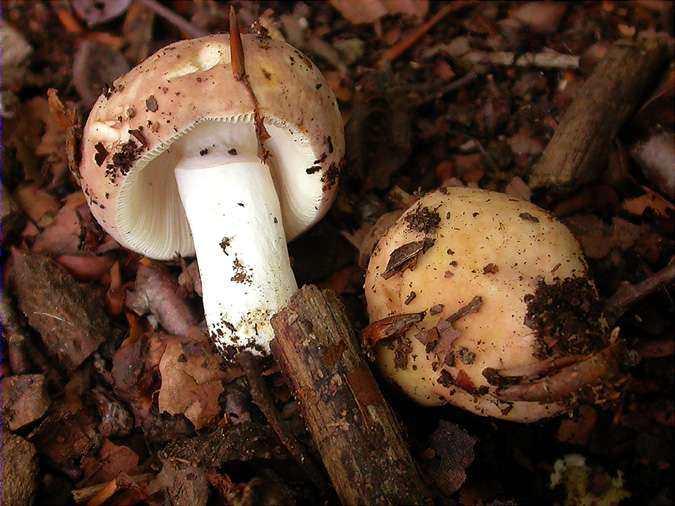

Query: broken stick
[605,258,675,325]
[270,286,432,506]
[237,351,328,492]
[529,37,668,190]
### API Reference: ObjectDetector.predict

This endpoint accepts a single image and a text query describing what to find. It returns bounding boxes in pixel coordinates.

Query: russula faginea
[364,187,612,422]
[79,34,344,358]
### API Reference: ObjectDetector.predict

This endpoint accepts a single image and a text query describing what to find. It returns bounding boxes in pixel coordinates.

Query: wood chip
[11,250,115,371]
[362,312,425,347]
[382,238,434,279]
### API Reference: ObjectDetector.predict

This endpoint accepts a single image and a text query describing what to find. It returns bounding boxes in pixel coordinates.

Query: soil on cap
[524,277,606,359]
[404,205,441,234]
[105,139,143,182]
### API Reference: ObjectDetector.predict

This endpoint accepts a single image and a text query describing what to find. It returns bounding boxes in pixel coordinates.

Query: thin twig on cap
[229,5,246,79]
[229,5,271,161]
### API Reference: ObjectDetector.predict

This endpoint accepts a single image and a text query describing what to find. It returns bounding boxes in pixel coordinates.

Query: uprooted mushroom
[78,32,344,360]
[364,187,634,422]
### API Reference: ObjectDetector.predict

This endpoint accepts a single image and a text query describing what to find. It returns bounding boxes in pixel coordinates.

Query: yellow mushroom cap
[365,187,595,422]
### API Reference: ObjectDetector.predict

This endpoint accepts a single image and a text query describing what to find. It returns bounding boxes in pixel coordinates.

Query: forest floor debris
[1,1,673,504]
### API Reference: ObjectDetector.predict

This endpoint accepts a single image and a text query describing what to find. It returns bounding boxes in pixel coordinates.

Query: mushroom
[79,34,344,359]
[364,187,612,422]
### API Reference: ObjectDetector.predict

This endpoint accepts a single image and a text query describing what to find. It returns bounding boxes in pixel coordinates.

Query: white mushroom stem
[175,157,297,355]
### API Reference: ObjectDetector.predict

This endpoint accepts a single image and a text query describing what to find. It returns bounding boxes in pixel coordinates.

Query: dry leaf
[158,339,229,429]
[178,260,203,297]
[420,420,476,496]
[343,210,403,268]
[623,186,675,217]
[56,254,115,281]
[155,458,209,506]
[126,261,199,338]
[0,22,32,89]
[557,406,598,445]
[14,185,59,225]
[511,2,567,34]
[330,0,428,25]
[81,439,140,486]
[504,176,532,201]
[32,193,86,255]
[73,41,130,107]
[72,0,132,27]
[112,331,166,424]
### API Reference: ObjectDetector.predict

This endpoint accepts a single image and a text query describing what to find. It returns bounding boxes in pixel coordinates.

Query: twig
[237,352,328,493]
[638,339,674,359]
[528,38,668,190]
[379,1,474,64]
[411,71,480,106]
[362,312,425,347]
[31,312,73,325]
[229,6,270,161]
[605,259,675,324]
[270,286,433,505]
[464,50,579,69]
[495,343,624,402]
[138,0,207,39]
[229,5,246,80]
[53,4,84,33]
[446,127,498,170]
[72,473,153,503]
[87,479,118,506]
[446,295,483,324]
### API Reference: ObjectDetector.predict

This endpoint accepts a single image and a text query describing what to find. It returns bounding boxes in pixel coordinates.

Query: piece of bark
[156,459,209,506]
[28,402,101,477]
[2,432,39,506]
[420,421,476,497]
[270,286,432,506]
[11,250,115,371]
[529,38,668,190]
[0,295,63,386]
[1,374,50,430]
[160,420,287,468]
